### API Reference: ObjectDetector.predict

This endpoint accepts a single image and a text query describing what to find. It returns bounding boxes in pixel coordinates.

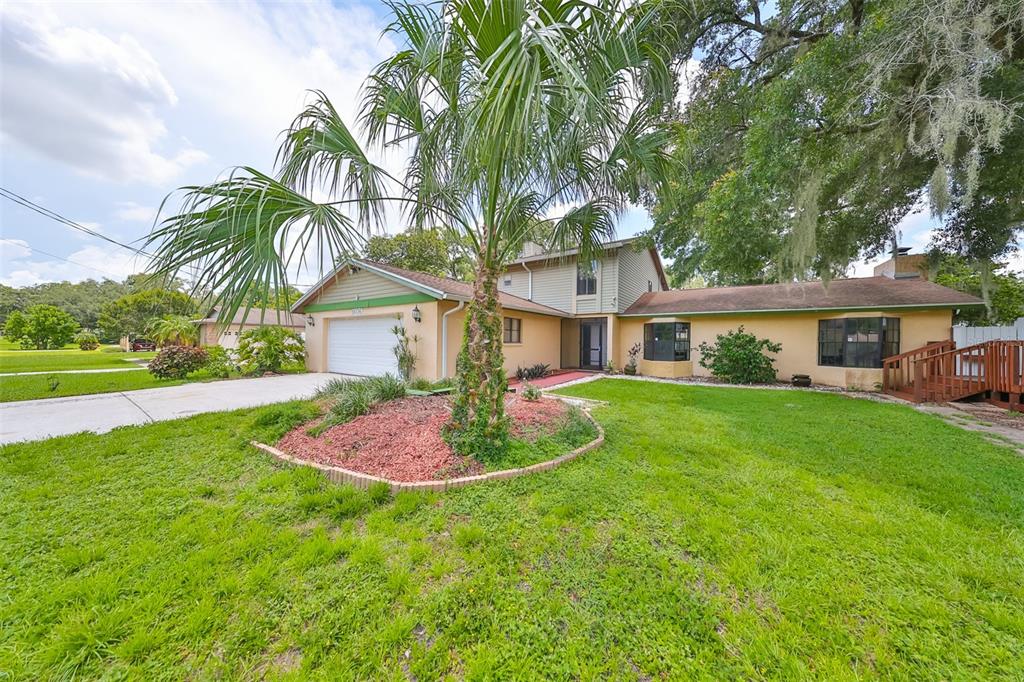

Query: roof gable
[293,260,569,317]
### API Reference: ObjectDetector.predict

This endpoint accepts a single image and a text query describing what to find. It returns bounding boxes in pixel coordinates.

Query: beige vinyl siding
[315,269,414,304]
[530,261,575,313]
[498,267,531,299]
[617,247,663,312]
[600,253,618,312]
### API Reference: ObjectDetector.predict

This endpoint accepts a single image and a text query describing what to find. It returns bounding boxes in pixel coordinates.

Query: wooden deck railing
[883,339,1024,403]
[881,340,954,398]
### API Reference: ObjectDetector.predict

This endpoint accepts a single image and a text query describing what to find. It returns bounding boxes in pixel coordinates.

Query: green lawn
[2,380,1022,679]
[0,371,187,402]
[0,348,155,374]
[0,337,78,351]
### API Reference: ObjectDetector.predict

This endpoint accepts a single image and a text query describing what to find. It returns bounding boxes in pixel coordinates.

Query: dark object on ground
[792,374,812,387]
[130,339,156,352]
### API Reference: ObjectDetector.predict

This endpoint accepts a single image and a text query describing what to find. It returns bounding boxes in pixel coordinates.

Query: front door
[579,318,606,369]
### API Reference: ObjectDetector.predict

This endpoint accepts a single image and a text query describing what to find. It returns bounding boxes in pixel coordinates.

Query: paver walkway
[0,373,339,444]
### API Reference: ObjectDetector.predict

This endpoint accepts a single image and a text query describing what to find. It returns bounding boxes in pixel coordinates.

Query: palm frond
[545,198,619,265]
[148,168,363,327]
[276,91,389,231]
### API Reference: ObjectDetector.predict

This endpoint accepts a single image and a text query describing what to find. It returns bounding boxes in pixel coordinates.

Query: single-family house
[292,239,983,389]
[197,307,305,349]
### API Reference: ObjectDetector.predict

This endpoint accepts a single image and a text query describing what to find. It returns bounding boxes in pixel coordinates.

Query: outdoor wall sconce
[411,305,422,323]
[306,315,315,326]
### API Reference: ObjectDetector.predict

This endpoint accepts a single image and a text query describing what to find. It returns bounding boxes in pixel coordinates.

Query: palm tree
[147,0,676,456]
[146,315,199,347]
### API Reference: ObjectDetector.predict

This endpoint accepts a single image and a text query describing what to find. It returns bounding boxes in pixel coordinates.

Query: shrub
[520,382,542,401]
[515,363,550,380]
[624,342,641,375]
[697,326,782,384]
[11,305,78,349]
[407,377,434,391]
[148,345,209,380]
[237,326,305,375]
[74,331,100,351]
[314,374,406,432]
[203,345,236,378]
[391,325,418,380]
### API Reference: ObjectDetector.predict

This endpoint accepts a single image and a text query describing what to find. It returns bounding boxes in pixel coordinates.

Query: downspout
[522,262,533,300]
[440,300,465,378]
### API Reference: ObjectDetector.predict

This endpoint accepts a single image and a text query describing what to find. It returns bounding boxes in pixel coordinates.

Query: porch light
[411,305,422,323]
[306,315,315,326]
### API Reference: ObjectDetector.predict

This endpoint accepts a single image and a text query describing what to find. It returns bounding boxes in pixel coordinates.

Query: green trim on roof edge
[618,302,985,317]
[300,293,436,312]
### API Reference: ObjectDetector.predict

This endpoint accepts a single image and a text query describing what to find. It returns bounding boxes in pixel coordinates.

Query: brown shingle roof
[356,261,570,317]
[200,307,305,327]
[623,276,984,316]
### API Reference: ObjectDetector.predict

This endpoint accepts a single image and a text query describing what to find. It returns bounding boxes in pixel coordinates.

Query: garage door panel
[327,317,399,376]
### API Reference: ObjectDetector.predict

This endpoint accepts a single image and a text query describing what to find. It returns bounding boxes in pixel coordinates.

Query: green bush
[520,382,542,401]
[237,326,305,375]
[8,305,79,349]
[515,363,550,381]
[74,331,100,351]
[697,326,782,384]
[148,346,209,380]
[203,346,236,378]
[313,374,407,433]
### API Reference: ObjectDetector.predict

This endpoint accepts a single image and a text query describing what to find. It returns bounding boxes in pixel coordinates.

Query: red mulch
[277,395,570,482]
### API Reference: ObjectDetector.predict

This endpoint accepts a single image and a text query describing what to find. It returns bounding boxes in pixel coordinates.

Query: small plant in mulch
[520,382,542,401]
[515,363,550,381]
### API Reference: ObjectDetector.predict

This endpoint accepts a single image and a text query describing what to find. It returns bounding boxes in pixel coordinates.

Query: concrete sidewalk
[0,373,338,444]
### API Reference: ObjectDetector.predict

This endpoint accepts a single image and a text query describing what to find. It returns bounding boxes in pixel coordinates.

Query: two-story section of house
[497,238,668,370]
[292,237,981,389]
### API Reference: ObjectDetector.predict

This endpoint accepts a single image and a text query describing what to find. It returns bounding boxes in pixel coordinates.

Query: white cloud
[0,4,207,185]
[1,241,147,287]
[114,201,156,224]
[27,0,397,159]
[675,58,702,111]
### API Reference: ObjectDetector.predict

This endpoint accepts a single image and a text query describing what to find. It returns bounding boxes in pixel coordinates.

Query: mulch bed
[277,395,570,482]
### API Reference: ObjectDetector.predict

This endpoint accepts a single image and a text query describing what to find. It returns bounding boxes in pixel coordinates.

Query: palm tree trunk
[446,258,509,460]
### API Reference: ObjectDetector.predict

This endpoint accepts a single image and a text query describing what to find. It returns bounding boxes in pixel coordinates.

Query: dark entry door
[579,319,606,369]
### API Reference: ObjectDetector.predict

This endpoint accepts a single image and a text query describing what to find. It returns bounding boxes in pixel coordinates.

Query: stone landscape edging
[251,396,605,493]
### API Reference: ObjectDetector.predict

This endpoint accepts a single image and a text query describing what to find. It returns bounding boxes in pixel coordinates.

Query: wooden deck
[882,339,1024,405]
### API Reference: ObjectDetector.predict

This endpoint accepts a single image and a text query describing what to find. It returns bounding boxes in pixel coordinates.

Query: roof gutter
[440,300,465,378]
[617,301,986,317]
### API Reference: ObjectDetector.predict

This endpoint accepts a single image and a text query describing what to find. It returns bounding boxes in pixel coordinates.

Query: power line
[1,187,322,288]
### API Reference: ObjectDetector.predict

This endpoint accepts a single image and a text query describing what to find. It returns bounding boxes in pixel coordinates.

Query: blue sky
[0,0,943,290]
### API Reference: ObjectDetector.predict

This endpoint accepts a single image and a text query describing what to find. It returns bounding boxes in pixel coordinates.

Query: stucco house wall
[439,300,562,379]
[616,309,953,389]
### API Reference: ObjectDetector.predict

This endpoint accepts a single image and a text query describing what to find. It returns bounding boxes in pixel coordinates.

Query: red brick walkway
[509,370,597,390]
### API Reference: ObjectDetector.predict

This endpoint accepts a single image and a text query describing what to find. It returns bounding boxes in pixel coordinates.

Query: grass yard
[0,337,77,351]
[0,348,155,374]
[1,380,1022,679]
[0,371,187,402]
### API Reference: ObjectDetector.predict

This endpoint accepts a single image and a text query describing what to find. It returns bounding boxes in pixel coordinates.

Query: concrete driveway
[0,373,340,444]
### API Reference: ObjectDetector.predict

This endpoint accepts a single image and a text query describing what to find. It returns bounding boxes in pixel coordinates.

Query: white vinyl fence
[954,319,1024,347]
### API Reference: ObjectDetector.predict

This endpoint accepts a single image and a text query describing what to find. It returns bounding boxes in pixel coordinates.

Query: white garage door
[327,316,399,376]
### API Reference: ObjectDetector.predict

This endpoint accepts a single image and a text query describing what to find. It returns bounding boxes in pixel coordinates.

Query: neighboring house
[197,308,305,349]
[292,238,983,389]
